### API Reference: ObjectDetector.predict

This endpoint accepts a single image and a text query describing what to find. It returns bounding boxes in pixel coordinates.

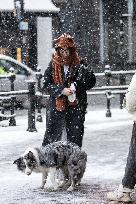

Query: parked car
[0,54,36,108]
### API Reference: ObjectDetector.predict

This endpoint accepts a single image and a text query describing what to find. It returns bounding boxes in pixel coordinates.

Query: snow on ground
[83,108,133,182]
[0,107,134,203]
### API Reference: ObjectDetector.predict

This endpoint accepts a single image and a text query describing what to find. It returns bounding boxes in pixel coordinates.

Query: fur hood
[126,72,136,120]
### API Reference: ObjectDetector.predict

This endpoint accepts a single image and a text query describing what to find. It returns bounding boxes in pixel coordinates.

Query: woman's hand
[62,88,73,96]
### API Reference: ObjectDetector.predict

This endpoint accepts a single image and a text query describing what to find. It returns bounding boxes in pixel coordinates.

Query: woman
[107,72,136,202]
[42,33,96,148]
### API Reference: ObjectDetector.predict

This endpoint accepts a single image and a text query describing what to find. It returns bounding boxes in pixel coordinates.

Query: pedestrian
[42,33,96,148]
[107,72,136,202]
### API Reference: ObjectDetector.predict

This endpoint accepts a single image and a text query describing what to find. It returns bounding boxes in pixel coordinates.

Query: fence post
[105,91,112,117]
[104,64,111,86]
[119,74,126,109]
[104,65,112,117]
[9,68,16,126]
[36,66,43,122]
[27,81,37,132]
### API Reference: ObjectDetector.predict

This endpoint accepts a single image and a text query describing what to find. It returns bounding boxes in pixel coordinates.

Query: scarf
[52,52,80,111]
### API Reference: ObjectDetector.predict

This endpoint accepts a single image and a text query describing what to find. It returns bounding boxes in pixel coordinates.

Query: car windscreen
[0,59,30,76]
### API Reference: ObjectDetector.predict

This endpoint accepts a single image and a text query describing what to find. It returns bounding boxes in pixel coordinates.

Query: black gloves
[76,61,96,90]
[76,62,93,82]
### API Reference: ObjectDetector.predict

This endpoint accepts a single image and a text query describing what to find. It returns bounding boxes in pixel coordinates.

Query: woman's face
[59,47,71,65]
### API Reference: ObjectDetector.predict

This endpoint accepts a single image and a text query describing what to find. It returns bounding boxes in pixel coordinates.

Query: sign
[19,21,28,31]
[17,47,22,62]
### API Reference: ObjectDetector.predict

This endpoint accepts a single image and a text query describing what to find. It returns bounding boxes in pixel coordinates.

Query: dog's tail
[79,151,87,162]
[68,150,87,166]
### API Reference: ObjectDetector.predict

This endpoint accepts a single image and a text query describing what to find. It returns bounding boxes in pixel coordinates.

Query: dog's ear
[28,151,34,159]
[13,157,26,172]
[24,151,34,160]
[13,157,21,164]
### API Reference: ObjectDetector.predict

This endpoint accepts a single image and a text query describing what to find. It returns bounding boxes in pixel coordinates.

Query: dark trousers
[42,105,85,148]
[122,122,136,189]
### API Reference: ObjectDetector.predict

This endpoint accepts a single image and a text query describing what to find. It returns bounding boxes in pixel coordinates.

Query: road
[0,108,135,204]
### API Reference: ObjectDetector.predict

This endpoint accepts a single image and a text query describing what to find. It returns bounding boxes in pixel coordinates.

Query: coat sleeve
[42,61,64,98]
[82,68,96,90]
[75,64,96,90]
[126,73,136,114]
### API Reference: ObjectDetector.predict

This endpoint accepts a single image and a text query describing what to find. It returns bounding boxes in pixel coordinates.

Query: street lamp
[14,0,24,22]
[14,1,21,21]
[119,19,124,46]
[14,0,28,65]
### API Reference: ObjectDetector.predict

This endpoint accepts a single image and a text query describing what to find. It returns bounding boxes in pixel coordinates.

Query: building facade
[0,0,59,73]
[53,0,136,72]
[1,0,136,73]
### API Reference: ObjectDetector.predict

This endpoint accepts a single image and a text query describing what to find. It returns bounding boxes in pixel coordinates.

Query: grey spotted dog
[13,141,87,191]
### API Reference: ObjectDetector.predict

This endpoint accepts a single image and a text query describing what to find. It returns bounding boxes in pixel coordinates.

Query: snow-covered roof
[0,0,14,11]
[24,0,60,12]
[0,0,60,13]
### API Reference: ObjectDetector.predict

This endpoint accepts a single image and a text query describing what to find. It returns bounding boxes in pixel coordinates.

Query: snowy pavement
[0,108,135,204]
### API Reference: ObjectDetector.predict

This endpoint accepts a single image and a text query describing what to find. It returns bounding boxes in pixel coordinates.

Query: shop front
[0,0,59,72]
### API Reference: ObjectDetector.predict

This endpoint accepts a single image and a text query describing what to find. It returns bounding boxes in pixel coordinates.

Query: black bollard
[119,74,126,109]
[105,91,112,117]
[9,68,16,126]
[104,64,111,86]
[27,81,37,132]
[104,65,112,117]
[36,66,43,122]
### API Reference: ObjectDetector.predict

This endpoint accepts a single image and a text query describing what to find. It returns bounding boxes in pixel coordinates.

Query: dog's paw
[46,186,58,192]
[76,182,81,186]
[39,185,45,189]
[58,179,71,188]
[53,184,60,191]
[45,183,59,191]
[57,181,67,188]
[67,186,74,192]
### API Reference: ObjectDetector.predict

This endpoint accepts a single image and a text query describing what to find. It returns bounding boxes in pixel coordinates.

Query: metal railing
[0,75,37,132]
[87,69,135,117]
[0,72,16,125]
[0,66,135,131]
[34,67,135,118]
